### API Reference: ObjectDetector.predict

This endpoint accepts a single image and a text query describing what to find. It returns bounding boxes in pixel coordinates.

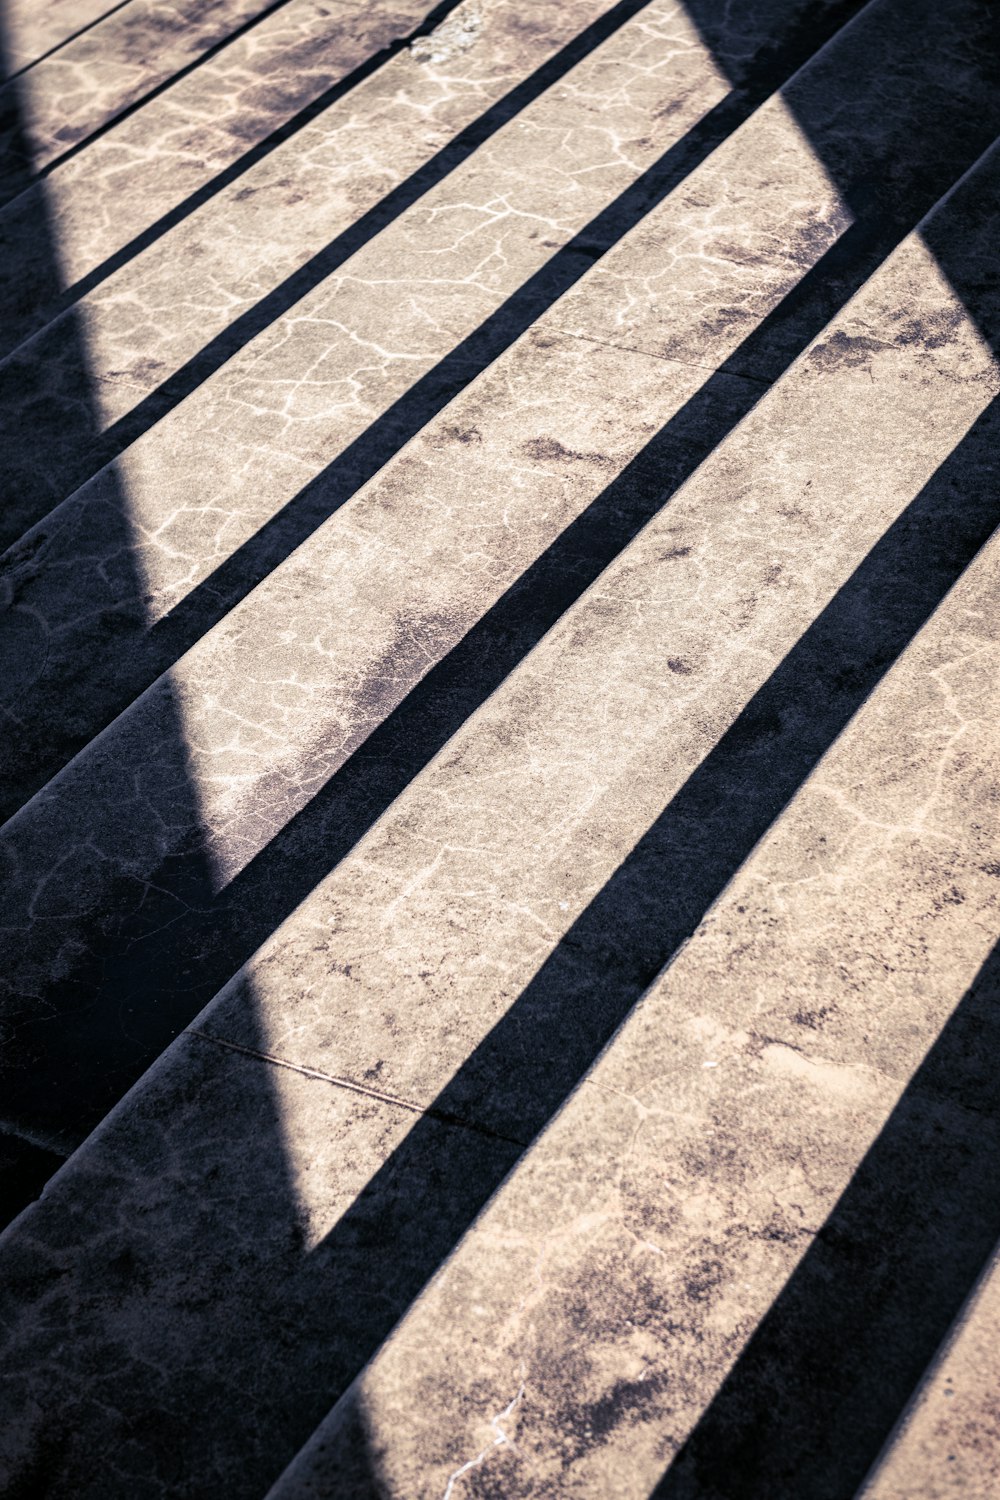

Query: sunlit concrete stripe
[1,24,998,1157]
[2,0,990,820]
[1,99,997,1152]
[265,525,1000,1499]
[191,154,1000,1133]
[0,0,297,203]
[0,0,467,361]
[0,0,132,77]
[1,160,997,1498]
[0,0,870,814]
[0,0,741,548]
[0,0,817,549]
[860,1248,1000,1499]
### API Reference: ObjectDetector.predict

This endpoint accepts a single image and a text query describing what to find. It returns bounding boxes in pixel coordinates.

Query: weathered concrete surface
[0,0,453,359]
[0,0,737,552]
[2,0,1000,1494]
[0,0,125,76]
[0,1034,521,1498]
[264,407,1000,1500]
[1,0,998,1160]
[2,0,993,822]
[0,0,291,203]
[0,114,997,1500]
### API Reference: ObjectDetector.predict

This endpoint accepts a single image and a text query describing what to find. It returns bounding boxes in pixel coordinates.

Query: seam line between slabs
[188,1027,530,1149]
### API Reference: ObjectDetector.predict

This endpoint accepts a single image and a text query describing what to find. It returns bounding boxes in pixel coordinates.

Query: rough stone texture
[0,0,738,552]
[0,0,125,76]
[265,444,1000,1500]
[0,0,873,798]
[0,0,290,203]
[1,0,993,807]
[1,108,998,1500]
[0,0,451,359]
[1,0,998,1161]
[0,1033,522,1497]
[3,0,1000,1494]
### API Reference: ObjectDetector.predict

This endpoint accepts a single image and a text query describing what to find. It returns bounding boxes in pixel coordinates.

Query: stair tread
[269,505,1000,1499]
[861,1246,1000,1500]
[1,0,996,1153]
[0,0,130,77]
[0,97,996,1500]
[0,0,453,362]
[0,0,865,813]
[2,0,999,1492]
[0,0,654,559]
[0,0,296,207]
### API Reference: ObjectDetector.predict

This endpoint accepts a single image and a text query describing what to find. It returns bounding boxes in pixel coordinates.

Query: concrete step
[0,0,465,362]
[0,0,298,207]
[860,1240,1000,1499]
[0,0,662,551]
[269,434,1000,1500]
[0,0,867,801]
[0,0,130,77]
[0,97,996,1500]
[0,0,996,1172]
[2,0,991,825]
[0,0,765,554]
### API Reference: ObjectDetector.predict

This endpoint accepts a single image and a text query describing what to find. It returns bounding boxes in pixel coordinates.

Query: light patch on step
[411,0,485,67]
[761,1040,884,1107]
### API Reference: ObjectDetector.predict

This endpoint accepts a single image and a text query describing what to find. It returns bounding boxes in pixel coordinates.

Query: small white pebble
[703,1060,718,1068]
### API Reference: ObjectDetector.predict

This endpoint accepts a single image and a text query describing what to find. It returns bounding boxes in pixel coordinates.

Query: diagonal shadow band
[1,0,865,559]
[0,0,304,206]
[47,0,655,315]
[650,932,1000,1500]
[209,392,1000,1478]
[0,0,649,368]
[0,0,141,1220]
[152,82,870,652]
[0,206,911,1154]
[0,0,875,817]
[1,0,134,84]
[14,382,1000,1191]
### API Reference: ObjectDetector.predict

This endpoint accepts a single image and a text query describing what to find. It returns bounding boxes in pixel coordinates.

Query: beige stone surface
[0,0,591,358]
[0,1029,519,1495]
[2,1,999,1493]
[267,444,1000,1500]
[199,220,998,1106]
[5,0,997,832]
[3,123,996,1136]
[2,109,997,1500]
[0,0,125,75]
[0,0,283,189]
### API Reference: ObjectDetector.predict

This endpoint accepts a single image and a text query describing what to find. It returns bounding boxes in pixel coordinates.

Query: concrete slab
[1,115,996,1500]
[0,0,128,77]
[2,0,992,813]
[266,428,1000,1500]
[0,0,456,359]
[0,1032,521,1497]
[0,0,294,203]
[1,25,997,1167]
[861,1252,1000,1500]
[1,0,995,822]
